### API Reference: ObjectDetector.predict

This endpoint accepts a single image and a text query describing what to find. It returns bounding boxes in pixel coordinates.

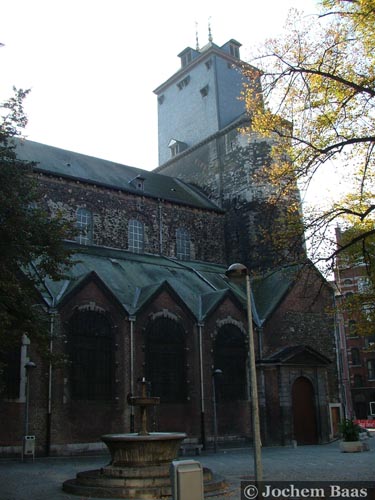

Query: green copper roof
[252,266,302,324]
[14,139,223,212]
[39,244,299,325]
[40,244,244,321]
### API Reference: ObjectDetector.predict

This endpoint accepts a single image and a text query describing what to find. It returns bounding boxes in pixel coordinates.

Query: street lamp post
[225,263,263,482]
[24,361,36,437]
[23,360,36,461]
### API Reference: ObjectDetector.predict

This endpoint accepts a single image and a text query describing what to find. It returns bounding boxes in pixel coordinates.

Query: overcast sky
[1,0,319,170]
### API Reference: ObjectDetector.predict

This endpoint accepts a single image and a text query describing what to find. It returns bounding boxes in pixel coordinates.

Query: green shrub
[339,418,360,442]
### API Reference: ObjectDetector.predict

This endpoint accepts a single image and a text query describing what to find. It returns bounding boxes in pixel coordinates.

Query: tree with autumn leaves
[242,0,375,273]
[242,0,375,337]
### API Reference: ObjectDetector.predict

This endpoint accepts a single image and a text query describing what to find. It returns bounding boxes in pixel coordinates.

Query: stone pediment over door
[264,345,331,366]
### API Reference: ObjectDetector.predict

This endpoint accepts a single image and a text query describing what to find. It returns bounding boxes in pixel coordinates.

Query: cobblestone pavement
[0,439,373,500]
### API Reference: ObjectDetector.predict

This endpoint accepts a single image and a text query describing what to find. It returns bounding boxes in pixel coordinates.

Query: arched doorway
[292,376,318,444]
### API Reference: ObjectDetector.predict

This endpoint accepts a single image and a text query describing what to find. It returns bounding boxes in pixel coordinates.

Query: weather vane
[208,17,213,43]
[195,21,200,50]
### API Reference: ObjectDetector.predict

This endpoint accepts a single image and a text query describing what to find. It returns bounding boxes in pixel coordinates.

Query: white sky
[1,0,319,170]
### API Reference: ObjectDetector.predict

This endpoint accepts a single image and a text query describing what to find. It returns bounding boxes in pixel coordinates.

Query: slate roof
[251,265,302,325]
[14,139,223,212]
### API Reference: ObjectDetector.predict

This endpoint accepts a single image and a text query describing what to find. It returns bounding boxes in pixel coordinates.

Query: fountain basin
[63,432,229,498]
[101,432,187,467]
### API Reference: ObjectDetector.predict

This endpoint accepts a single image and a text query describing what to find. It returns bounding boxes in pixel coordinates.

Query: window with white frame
[368,359,375,380]
[176,227,190,260]
[128,219,144,253]
[76,207,93,245]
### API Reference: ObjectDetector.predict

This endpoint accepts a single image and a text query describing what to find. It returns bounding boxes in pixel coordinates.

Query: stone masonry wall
[263,267,340,410]
[35,173,226,264]
[155,126,304,270]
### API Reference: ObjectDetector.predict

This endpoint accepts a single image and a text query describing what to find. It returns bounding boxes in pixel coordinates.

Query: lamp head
[225,263,249,281]
[25,361,36,370]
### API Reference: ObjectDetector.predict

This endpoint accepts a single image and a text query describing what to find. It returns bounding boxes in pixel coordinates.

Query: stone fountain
[63,378,228,498]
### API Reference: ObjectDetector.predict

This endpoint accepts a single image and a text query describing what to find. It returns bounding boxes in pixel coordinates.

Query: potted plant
[339,418,364,452]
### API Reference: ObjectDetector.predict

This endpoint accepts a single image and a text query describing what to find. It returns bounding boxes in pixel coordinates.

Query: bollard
[170,460,203,500]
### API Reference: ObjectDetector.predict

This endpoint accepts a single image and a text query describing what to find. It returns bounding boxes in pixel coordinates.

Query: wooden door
[292,377,318,444]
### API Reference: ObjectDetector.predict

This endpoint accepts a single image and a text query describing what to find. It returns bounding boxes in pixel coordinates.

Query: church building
[0,35,341,457]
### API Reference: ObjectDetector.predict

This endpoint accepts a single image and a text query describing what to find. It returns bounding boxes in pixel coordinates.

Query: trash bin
[170,460,203,500]
[22,435,36,461]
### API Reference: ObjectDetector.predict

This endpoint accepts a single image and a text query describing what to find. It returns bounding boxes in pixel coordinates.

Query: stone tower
[154,35,304,271]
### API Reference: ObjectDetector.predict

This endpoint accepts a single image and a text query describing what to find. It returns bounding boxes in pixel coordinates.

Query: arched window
[68,310,114,400]
[176,227,190,260]
[76,207,93,245]
[128,219,144,253]
[145,317,186,403]
[213,325,247,401]
[351,348,361,366]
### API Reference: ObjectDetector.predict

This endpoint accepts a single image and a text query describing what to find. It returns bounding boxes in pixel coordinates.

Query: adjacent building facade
[334,227,375,420]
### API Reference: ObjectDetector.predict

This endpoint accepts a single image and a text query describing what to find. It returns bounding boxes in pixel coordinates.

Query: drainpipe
[314,367,322,442]
[129,316,136,432]
[46,308,56,456]
[197,323,206,449]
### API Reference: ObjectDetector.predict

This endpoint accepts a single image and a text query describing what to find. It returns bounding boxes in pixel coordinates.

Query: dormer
[168,139,188,158]
[128,174,145,191]
[221,39,242,59]
[178,47,200,69]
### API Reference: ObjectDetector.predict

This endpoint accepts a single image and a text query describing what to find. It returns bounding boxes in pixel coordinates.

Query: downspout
[197,322,206,449]
[129,316,136,433]
[45,279,70,456]
[333,294,346,417]
[46,307,56,456]
[31,267,57,457]
[314,367,322,442]
[257,325,263,360]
